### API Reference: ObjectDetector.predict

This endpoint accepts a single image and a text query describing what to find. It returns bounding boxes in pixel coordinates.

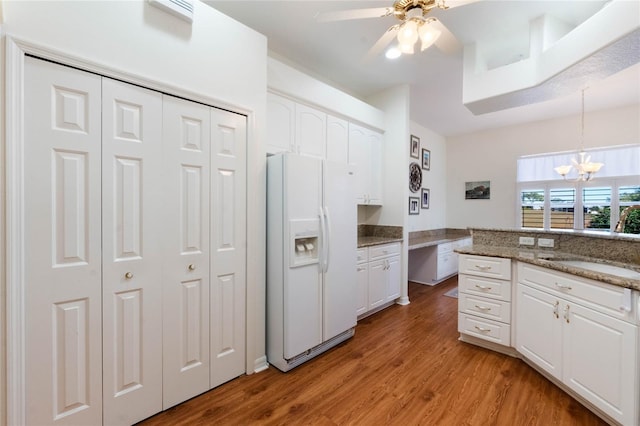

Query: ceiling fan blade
[362,25,400,63]
[316,7,394,23]
[432,19,462,54]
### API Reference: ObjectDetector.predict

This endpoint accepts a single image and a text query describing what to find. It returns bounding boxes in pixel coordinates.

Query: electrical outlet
[519,236,535,246]
[538,238,555,248]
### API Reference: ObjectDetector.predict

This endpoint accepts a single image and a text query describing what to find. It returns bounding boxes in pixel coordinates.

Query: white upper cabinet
[267,93,295,154]
[296,103,326,158]
[348,122,382,205]
[326,114,348,163]
[267,92,327,158]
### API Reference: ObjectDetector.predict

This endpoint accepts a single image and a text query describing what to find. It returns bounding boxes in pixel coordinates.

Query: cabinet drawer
[518,262,633,319]
[459,254,511,280]
[459,293,511,323]
[458,312,511,346]
[459,274,511,301]
[356,248,368,264]
[369,243,401,260]
[437,242,453,254]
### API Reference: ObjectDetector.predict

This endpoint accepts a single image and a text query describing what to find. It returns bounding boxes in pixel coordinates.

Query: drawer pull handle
[474,326,491,333]
[555,282,572,291]
[357,267,366,272]
[125,272,133,279]
[553,301,559,319]
[564,304,570,323]
[188,263,196,271]
[475,284,492,291]
[475,305,491,311]
[475,265,492,271]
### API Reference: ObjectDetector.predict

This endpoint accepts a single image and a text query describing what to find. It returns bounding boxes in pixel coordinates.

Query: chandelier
[554,89,604,181]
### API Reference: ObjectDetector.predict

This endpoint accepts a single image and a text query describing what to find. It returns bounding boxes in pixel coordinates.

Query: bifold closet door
[23,56,104,426]
[210,109,247,387]
[101,79,164,425]
[162,95,211,409]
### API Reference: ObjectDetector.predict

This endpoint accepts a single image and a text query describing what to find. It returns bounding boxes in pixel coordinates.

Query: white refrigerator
[267,153,357,372]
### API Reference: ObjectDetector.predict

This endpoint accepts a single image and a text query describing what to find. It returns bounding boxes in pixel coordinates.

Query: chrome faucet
[614,205,640,233]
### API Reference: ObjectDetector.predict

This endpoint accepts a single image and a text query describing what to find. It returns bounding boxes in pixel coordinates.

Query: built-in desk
[408,230,471,285]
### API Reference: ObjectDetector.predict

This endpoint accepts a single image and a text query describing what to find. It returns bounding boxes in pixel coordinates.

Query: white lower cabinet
[356,242,401,317]
[457,254,512,346]
[516,262,638,426]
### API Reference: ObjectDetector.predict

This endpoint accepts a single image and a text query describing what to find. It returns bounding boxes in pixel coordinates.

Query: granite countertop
[456,244,640,291]
[408,233,471,250]
[358,236,403,248]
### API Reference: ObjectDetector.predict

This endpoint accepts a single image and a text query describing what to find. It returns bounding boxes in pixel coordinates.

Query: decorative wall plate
[409,162,422,193]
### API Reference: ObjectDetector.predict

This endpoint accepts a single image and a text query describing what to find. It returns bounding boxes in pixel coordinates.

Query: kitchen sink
[554,260,640,280]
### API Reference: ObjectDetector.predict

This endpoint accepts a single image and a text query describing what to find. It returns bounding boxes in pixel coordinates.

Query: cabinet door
[366,129,383,205]
[356,263,369,316]
[563,303,637,426]
[296,103,326,158]
[102,78,164,425]
[515,284,562,380]
[326,114,348,163]
[386,256,401,301]
[24,56,103,426]
[368,259,387,310]
[437,252,457,280]
[348,123,369,204]
[266,93,295,155]
[162,96,211,409]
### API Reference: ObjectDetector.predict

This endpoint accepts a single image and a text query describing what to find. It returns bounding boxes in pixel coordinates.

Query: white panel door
[162,96,211,408]
[24,56,103,426]
[210,108,247,388]
[322,161,356,340]
[101,78,163,425]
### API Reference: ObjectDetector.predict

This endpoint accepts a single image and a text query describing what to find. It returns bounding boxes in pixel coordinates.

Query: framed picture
[422,148,430,170]
[465,180,491,200]
[410,134,420,158]
[421,188,430,209]
[409,197,420,215]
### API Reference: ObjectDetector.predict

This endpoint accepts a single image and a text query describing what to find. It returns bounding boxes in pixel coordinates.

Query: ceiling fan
[316,0,479,60]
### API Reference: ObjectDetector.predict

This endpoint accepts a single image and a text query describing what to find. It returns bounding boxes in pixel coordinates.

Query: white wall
[408,122,448,231]
[1,2,268,424]
[446,104,640,229]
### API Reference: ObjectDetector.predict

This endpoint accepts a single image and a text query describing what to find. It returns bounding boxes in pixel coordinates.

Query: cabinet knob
[188,263,196,271]
[125,272,133,279]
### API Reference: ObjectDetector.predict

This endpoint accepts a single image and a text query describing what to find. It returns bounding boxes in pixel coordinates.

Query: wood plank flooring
[139,278,607,426]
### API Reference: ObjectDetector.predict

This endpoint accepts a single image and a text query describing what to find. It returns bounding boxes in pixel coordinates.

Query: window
[521,190,544,228]
[516,145,640,234]
[550,188,575,229]
[583,187,611,230]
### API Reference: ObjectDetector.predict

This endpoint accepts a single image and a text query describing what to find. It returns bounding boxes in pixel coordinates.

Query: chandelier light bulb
[385,46,402,59]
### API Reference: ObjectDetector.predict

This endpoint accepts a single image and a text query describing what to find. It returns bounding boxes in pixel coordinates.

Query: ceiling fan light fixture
[397,19,419,46]
[419,25,441,51]
[399,41,415,54]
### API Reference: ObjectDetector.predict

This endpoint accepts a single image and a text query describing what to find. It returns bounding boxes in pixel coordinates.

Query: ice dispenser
[290,219,320,267]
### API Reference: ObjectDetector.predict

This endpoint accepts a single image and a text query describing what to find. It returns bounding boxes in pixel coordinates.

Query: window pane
[583,187,611,231]
[618,185,640,234]
[521,190,544,228]
[550,188,575,229]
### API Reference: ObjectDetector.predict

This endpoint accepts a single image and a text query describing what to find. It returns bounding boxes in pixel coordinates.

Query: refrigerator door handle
[319,207,327,272]
[323,206,331,273]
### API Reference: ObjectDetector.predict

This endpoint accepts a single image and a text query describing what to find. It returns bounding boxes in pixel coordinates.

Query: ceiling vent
[148,0,194,23]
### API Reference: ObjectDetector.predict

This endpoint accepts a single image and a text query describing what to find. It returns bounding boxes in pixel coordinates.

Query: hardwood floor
[140,278,607,426]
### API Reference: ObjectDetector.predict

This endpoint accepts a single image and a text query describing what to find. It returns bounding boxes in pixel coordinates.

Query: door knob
[188,263,196,271]
[125,272,133,279]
